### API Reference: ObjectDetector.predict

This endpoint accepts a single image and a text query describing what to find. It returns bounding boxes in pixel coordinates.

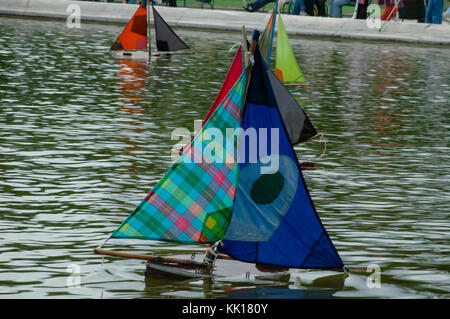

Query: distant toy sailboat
[110,0,190,59]
[94,31,344,280]
[275,13,307,85]
[260,8,308,86]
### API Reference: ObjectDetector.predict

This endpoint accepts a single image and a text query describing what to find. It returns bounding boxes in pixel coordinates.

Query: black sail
[152,6,189,52]
[266,68,317,144]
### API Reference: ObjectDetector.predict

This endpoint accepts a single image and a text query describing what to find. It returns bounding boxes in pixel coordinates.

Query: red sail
[111,1,147,51]
[203,46,243,123]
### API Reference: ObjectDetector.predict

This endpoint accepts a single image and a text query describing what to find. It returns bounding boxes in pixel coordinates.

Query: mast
[352,0,360,19]
[242,30,258,117]
[147,0,151,58]
[242,25,249,67]
[267,0,278,64]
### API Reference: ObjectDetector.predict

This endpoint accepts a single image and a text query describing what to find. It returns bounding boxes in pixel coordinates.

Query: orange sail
[111,1,148,51]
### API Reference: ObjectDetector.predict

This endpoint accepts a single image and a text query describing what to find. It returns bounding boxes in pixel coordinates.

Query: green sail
[275,14,306,84]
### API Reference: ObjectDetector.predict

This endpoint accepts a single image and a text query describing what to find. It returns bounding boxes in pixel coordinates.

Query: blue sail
[219,44,343,269]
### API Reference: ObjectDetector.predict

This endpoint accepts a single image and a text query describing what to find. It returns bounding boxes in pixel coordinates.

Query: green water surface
[0,16,449,298]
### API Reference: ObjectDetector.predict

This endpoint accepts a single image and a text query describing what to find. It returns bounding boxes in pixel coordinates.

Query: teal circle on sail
[250,171,285,204]
[224,155,299,242]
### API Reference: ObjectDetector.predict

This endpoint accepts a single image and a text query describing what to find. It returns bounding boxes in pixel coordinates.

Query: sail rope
[317,133,327,160]
[96,237,111,266]
[228,41,241,53]
[229,40,253,65]
[302,133,327,161]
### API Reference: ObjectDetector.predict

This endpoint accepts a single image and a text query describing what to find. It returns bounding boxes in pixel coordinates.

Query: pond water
[0,16,449,299]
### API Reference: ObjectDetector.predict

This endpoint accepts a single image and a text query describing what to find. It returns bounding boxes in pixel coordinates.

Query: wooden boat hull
[152,50,195,57]
[144,253,347,291]
[145,261,215,280]
[113,50,149,60]
[112,50,194,60]
[285,82,310,87]
[144,253,290,282]
[93,248,346,289]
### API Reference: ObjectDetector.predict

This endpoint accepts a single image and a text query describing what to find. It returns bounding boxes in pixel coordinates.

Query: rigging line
[228,41,242,53]
[267,0,279,63]
[317,133,327,160]
[96,237,111,266]
[97,237,110,250]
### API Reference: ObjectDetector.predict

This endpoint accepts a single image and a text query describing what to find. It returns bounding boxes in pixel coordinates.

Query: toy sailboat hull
[151,50,195,57]
[145,252,291,281]
[284,82,310,87]
[146,262,215,279]
[113,49,194,60]
[144,252,347,291]
[113,50,149,60]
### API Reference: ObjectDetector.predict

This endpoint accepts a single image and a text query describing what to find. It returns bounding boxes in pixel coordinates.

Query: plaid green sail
[111,70,247,243]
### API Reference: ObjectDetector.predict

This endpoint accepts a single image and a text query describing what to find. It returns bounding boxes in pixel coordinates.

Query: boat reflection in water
[117,58,148,106]
[143,269,346,299]
[115,58,148,167]
[220,287,339,299]
[143,251,347,299]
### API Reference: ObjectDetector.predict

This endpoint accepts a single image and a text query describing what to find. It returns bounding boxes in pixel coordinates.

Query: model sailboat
[275,13,307,85]
[110,0,190,59]
[260,7,308,86]
[95,30,344,280]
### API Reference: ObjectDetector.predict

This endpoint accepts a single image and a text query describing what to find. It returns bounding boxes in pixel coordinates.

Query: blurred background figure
[104,0,157,4]
[292,0,307,15]
[444,5,450,22]
[425,0,444,23]
[243,0,275,12]
[243,0,307,14]
[378,0,401,21]
[329,0,355,18]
